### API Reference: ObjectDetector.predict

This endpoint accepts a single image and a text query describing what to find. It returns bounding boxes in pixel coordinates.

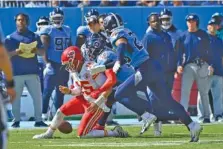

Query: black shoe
[34,121,48,127]
[11,121,20,128]
[162,120,171,124]
[203,118,211,123]
[106,120,119,126]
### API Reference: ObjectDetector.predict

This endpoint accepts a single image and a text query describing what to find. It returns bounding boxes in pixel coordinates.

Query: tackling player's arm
[113,38,127,73]
[89,38,128,75]
[90,68,117,99]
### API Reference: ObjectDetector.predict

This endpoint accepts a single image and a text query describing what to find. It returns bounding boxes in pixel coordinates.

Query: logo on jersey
[67,51,75,59]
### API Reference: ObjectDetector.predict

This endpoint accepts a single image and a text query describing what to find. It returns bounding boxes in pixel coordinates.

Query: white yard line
[28,140,223,147]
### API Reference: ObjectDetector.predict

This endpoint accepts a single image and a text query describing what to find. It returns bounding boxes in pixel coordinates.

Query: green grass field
[8,124,223,149]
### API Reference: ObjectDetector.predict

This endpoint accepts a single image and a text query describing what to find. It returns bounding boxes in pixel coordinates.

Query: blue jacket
[142,28,177,72]
[208,34,223,76]
[177,29,212,66]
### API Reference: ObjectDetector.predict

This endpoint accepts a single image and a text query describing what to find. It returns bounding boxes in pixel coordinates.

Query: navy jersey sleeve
[76,26,91,37]
[110,29,127,46]
[176,32,186,66]
[97,50,117,65]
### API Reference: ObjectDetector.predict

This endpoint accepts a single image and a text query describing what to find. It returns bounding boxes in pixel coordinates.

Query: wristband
[6,80,15,88]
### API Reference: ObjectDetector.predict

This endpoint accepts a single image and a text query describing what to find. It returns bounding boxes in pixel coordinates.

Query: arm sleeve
[116,42,127,65]
[97,69,117,93]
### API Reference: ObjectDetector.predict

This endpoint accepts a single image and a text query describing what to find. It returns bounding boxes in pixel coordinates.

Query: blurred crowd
[0,0,223,8]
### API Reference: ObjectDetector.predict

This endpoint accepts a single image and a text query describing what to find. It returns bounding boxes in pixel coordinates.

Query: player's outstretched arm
[113,38,127,73]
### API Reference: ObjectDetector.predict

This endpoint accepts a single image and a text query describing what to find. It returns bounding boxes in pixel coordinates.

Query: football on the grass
[58,121,73,134]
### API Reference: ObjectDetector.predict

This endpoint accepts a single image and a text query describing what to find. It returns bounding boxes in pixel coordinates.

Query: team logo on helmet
[103,19,109,27]
[93,40,101,49]
[67,51,75,60]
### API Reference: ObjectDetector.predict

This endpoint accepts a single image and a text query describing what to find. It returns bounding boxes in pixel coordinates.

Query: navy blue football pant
[42,61,69,114]
[114,59,192,125]
[164,71,175,94]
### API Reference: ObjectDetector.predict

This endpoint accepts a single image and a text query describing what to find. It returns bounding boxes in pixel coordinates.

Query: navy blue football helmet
[160,8,173,30]
[103,13,124,35]
[36,16,50,31]
[85,9,99,24]
[85,33,106,60]
[185,13,199,27]
[212,12,223,26]
[49,7,64,28]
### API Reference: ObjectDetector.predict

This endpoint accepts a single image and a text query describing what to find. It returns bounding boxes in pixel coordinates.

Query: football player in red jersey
[33,46,128,139]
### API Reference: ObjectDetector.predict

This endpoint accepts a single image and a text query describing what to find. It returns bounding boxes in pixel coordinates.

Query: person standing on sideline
[5,13,48,128]
[177,14,213,123]
[40,8,72,120]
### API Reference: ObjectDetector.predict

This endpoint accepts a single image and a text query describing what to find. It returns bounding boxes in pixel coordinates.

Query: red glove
[90,89,102,99]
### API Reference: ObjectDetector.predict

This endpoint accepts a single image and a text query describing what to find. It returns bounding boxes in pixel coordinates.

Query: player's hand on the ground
[89,65,106,75]
[59,85,71,94]
[90,90,101,99]
[15,49,24,55]
[7,88,16,103]
[87,102,99,113]
[177,66,183,74]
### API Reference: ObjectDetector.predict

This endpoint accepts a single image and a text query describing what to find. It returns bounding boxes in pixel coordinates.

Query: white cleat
[190,122,203,142]
[32,133,53,139]
[153,121,162,137]
[112,125,129,138]
[140,113,157,135]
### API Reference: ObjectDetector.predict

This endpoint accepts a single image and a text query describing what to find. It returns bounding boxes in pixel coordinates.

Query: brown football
[58,121,73,134]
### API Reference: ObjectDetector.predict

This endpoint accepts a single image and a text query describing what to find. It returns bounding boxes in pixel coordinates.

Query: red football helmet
[61,46,84,72]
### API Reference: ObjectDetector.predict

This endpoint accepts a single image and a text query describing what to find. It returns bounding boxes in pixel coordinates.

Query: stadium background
[1,6,223,120]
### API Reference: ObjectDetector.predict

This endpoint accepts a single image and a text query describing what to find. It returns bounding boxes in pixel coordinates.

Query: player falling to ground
[90,13,203,142]
[33,46,128,139]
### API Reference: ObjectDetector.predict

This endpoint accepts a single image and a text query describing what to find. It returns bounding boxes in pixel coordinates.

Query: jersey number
[78,80,94,95]
[128,32,143,51]
[54,37,70,51]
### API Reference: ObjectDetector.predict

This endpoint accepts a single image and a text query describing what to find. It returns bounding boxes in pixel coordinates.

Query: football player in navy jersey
[40,8,72,120]
[90,13,203,142]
